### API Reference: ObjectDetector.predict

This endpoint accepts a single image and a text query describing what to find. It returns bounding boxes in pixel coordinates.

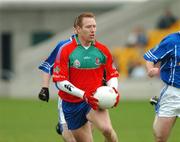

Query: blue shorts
[62,100,91,130]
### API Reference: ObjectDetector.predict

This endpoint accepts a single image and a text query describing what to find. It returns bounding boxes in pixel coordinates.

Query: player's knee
[154,135,166,142]
[102,126,117,142]
[153,130,166,142]
[63,137,76,142]
[102,126,113,137]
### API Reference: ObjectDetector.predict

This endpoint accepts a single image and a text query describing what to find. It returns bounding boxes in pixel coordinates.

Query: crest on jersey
[54,66,60,73]
[178,62,180,66]
[95,57,100,65]
[73,59,80,68]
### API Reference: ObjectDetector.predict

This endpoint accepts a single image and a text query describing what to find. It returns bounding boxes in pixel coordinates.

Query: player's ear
[76,26,81,33]
[73,28,77,34]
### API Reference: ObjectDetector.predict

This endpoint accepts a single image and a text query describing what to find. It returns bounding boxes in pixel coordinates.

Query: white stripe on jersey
[171,45,177,86]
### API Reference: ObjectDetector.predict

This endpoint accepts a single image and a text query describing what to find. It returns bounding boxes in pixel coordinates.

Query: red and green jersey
[53,35,119,103]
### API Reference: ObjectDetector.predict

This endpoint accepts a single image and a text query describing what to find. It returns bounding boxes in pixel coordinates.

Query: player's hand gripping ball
[94,86,120,109]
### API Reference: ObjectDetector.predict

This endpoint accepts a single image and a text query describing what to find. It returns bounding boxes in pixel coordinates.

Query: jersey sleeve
[144,36,173,64]
[38,41,64,75]
[104,47,119,81]
[53,46,69,82]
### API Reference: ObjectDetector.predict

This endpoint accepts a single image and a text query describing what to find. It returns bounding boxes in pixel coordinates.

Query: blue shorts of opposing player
[62,101,91,130]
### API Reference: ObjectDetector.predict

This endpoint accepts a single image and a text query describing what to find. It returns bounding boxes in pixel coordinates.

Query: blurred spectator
[125,26,148,78]
[157,8,178,29]
[127,26,148,48]
[128,58,146,78]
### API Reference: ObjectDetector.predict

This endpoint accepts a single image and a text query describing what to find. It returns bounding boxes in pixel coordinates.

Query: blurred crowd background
[0,0,180,99]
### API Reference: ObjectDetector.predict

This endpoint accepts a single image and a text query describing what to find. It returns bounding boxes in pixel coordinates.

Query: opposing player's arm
[38,72,51,102]
[38,41,68,102]
[146,61,160,78]
[38,45,60,102]
[42,72,51,88]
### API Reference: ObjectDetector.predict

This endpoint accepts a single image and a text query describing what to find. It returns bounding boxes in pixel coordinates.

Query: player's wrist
[83,90,98,110]
[83,91,90,101]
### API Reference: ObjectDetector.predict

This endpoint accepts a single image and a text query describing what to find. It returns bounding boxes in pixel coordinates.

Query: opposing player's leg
[57,98,76,142]
[87,109,118,142]
[153,85,180,142]
[153,116,176,142]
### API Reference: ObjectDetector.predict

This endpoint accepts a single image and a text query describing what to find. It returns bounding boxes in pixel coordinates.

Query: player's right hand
[148,68,160,78]
[38,87,49,102]
[83,90,98,110]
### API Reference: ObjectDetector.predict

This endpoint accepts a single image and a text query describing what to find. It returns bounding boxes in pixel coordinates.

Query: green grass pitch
[0,98,179,142]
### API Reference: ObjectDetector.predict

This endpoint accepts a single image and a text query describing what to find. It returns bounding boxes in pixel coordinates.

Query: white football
[94,86,119,109]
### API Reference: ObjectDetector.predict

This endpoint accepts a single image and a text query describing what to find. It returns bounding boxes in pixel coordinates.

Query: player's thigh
[62,124,76,142]
[87,109,113,132]
[71,121,93,142]
[153,115,176,139]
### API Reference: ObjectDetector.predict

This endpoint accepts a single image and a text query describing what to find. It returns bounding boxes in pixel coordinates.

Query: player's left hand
[38,87,49,102]
[112,87,120,107]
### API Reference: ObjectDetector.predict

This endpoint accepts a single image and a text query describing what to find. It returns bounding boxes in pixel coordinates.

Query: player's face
[77,17,96,44]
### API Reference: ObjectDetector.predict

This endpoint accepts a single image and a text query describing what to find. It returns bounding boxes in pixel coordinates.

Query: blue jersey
[144,32,180,88]
[38,35,74,74]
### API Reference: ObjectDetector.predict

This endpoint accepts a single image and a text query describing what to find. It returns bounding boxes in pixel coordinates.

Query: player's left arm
[104,48,120,106]
[107,77,118,90]
[104,46,119,86]
[107,77,120,107]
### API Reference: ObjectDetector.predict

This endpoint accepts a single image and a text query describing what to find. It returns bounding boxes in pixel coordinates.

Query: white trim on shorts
[58,97,66,124]
[156,85,180,117]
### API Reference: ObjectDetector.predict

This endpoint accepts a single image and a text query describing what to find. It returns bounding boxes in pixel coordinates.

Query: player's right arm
[55,80,98,110]
[145,61,160,78]
[38,72,51,102]
[38,41,66,102]
[144,35,174,78]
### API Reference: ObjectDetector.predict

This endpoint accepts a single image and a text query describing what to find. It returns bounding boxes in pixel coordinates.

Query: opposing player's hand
[83,90,99,110]
[38,87,49,102]
[148,68,160,78]
[112,87,120,107]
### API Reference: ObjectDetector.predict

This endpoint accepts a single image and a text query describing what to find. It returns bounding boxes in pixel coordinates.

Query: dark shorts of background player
[62,100,91,130]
